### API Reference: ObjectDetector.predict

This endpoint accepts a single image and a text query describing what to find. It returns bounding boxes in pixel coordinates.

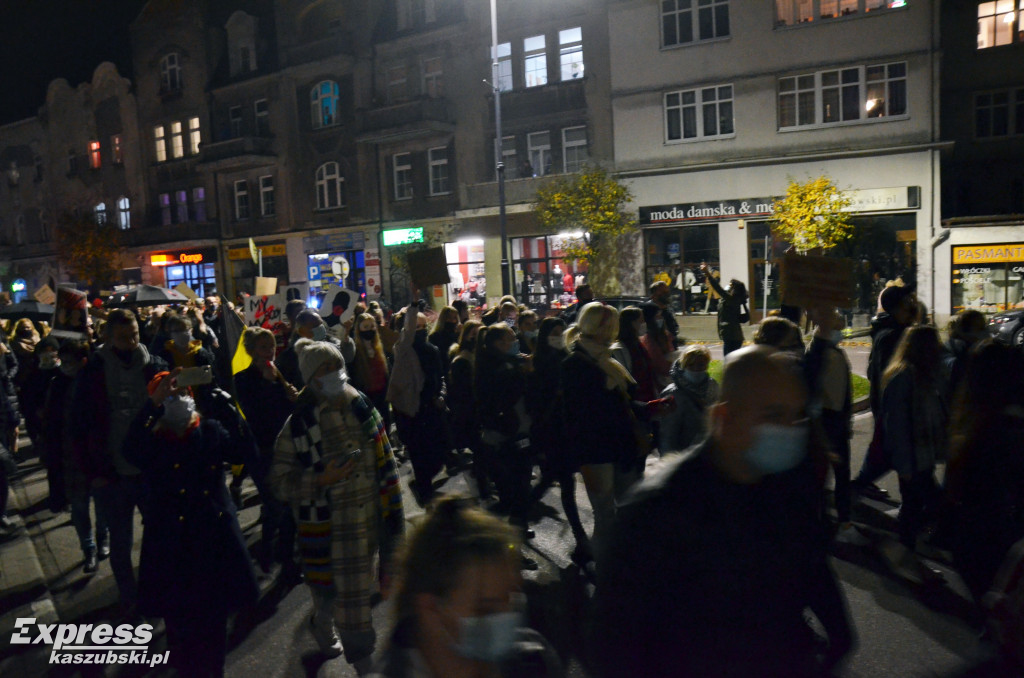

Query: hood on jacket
[869,312,902,339]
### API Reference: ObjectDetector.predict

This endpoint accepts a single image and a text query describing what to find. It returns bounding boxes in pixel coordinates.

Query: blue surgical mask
[452,608,523,662]
[682,368,707,384]
[311,324,328,342]
[523,329,539,341]
[743,423,809,475]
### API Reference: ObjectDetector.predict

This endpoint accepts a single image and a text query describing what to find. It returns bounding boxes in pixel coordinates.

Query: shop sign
[365,241,382,299]
[228,244,287,260]
[150,251,209,267]
[952,243,1024,265]
[382,227,424,247]
[302,231,365,254]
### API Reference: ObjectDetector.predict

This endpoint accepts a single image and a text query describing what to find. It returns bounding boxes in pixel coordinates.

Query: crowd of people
[0,280,1022,677]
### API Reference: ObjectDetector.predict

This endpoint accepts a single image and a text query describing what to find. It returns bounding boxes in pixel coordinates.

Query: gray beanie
[295,338,344,384]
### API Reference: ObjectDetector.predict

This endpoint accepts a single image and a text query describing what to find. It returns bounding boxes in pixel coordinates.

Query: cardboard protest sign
[242,284,309,330]
[174,282,199,301]
[779,254,854,309]
[255,276,278,297]
[407,247,450,290]
[318,288,358,330]
[33,284,56,305]
[51,287,88,339]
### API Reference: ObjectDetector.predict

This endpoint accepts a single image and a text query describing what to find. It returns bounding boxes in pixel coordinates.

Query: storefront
[303,231,367,308]
[950,242,1024,314]
[146,247,219,297]
[445,239,487,307]
[226,242,288,298]
[510,234,588,311]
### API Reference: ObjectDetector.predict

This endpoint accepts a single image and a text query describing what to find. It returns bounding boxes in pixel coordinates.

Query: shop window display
[510,234,587,311]
[445,240,487,307]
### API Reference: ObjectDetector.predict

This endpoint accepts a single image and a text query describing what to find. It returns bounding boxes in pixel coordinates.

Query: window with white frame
[175,190,188,223]
[429,147,450,195]
[978,1,1024,49]
[524,35,548,88]
[154,125,167,162]
[230,107,243,138]
[188,117,201,154]
[89,141,101,169]
[778,62,906,129]
[774,0,896,26]
[160,53,182,92]
[259,175,275,216]
[159,193,172,225]
[423,57,443,98]
[387,65,408,103]
[662,0,730,48]
[559,28,584,80]
[562,127,589,172]
[665,85,735,141]
[311,80,340,129]
[170,121,184,158]
[255,99,269,136]
[393,153,413,200]
[94,202,107,225]
[528,131,551,177]
[495,42,513,92]
[192,187,207,222]
[234,180,250,219]
[316,162,345,209]
[974,89,1024,137]
[117,196,130,230]
[111,135,123,164]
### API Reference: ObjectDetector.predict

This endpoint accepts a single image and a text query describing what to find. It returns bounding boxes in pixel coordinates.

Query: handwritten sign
[33,284,56,305]
[779,254,854,309]
[242,284,309,330]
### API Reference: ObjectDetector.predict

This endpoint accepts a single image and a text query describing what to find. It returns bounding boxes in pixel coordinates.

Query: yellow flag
[232,336,252,375]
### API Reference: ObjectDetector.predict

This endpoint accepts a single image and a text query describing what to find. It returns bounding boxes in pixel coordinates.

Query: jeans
[69,494,109,554]
[93,474,148,609]
[310,587,376,667]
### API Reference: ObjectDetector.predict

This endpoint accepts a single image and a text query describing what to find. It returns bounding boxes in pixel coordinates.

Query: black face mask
[359,330,376,341]
[445,321,458,334]
[415,329,428,343]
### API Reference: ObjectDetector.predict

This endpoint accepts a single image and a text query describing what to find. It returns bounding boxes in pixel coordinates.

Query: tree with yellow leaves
[770,176,854,253]
[54,211,124,292]
[533,167,637,296]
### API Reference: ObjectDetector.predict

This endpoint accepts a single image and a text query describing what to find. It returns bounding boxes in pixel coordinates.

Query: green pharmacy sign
[382,227,424,247]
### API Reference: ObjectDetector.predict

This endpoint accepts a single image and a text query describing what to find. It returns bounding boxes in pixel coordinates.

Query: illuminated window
[259,175,275,216]
[117,196,130,229]
[775,0,906,26]
[316,163,345,209]
[524,35,547,87]
[111,135,123,164]
[429,147,450,195]
[779,61,906,129]
[311,80,340,129]
[170,121,184,158]
[154,125,166,162]
[978,1,1024,49]
[89,141,101,169]
[234,180,249,219]
[188,117,201,154]
[665,85,735,141]
[559,28,584,80]
[393,153,413,200]
[562,126,589,172]
[160,53,182,92]
[663,0,729,47]
[94,202,107,225]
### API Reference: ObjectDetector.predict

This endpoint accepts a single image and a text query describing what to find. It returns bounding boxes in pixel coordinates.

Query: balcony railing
[198,136,275,171]
[356,97,455,142]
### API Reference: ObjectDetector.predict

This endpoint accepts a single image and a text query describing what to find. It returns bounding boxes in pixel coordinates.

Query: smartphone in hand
[176,365,213,387]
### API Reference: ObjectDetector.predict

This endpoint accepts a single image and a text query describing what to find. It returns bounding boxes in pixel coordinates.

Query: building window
[665,84,735,141]
[311,80,340,129]
[562,127,589,172]
[495,42,513,92]
[160,53,182,92]
[170,121,184,158]
[229,107,243,138]
[501,136,517,179]
[559,27,584,80]
[188,117,201,154]
[511,234,589,307]
[316,162,344,209]
[159,193,172,225]
[775,0,898,26]
[259,175,275,216]
[192,187,207,222]
[111,135,123,164]
[976,90,1012,137]
[398,0,436,30]
[429,147,450,195]
[255,99,269,136]
[94,202,107,225]
[393,153,413,200]
[978,1,1023,49]
[117,196,130,230]
[154,125,166,162]
[663,0,730,48]
[387,65,408,103]
[67,150,78,175]
[423,57,443,98]
[234,180,249,219]
[240,45,254,73]
[779,62,906,129]
[89,141,101,169]
[175,190,188,223]
[524,35,548,88]
[528,131,551,177]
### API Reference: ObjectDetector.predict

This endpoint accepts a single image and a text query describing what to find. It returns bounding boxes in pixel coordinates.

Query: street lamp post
[490,0,510,297]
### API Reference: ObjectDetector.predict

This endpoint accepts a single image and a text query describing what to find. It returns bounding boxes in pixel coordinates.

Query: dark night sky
[0,0,150,125]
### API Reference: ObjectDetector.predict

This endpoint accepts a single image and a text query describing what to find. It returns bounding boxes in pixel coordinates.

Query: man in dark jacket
[74,309,167,613]
[647,280,681,348]
[850,284,917,501]
[558,284,594,326]
[277,309,354,388]
[593,346,852,677]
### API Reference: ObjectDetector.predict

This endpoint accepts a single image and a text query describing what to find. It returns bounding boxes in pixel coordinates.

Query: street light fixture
[490,0,510,297]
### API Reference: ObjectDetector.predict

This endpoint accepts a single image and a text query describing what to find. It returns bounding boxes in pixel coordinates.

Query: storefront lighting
[865,99,879,112]
[1004,11,1016,23]
[557,231,585,239]
[382,227,424,247]
[10,280,25,293]
[456,238,485,246]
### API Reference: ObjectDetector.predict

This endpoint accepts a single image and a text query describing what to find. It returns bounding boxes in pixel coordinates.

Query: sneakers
[309,612,342,657]
[98,532,110,560]
[835,523,870,547]
[855,482,900,506]
[83,549,98,575]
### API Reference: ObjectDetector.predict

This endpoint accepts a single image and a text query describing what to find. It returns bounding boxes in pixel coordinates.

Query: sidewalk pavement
[673,312,872,346]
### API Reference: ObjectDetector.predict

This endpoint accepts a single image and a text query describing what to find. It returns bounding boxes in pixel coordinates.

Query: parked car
[988,309,1024,347]
[598,296,648,312]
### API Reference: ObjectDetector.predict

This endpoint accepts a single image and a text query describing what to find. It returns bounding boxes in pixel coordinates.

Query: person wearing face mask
[559,284,594,326]
[753,316,806,362]
[270,339,404,673]
[73,309,168,614]
[515,311,539,356]
[943,308,988,397]
[22,335,60,461]
[387,301,448,506]
[658,345,720,454]
[428,306,460,376]
[449,321,485,494]
[646,281,681,349]
[349,313,393,432]
[154,313,220,389]
[369,497,560,678]
[43,340,109,573]
[612,307,658,401]
[594,346,852,677]
[278,309,355,389]
[121,368,258,678]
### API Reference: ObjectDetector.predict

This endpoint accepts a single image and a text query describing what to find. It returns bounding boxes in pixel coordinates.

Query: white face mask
[316,369,348,397]
[162,395,196,429]
[548,334,566,350]
[171,331,192,348]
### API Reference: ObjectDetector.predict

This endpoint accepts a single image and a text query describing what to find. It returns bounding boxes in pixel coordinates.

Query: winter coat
[706,276,746,344]
[475,349,529,444]
[234,362,294,452]
[122,404,259,617]
[658,363,719,453]
[866,313,907,415]
[447,353,477,449]
[882,369,948,478]
[387,307,425,418]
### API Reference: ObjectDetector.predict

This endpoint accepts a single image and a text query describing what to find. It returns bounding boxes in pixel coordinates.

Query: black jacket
[866,313,907,415]
[475,350,526,437]
[234,363,294,452]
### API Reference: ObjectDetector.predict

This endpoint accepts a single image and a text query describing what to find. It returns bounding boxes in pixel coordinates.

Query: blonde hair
[573,302,619,346]
[242,326,275,356]
[679,344,712,369]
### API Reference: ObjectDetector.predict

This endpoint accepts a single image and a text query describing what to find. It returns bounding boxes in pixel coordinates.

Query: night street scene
[1,1,1024,676]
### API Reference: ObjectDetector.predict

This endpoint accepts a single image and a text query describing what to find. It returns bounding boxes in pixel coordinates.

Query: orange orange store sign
[151,252,204,267]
